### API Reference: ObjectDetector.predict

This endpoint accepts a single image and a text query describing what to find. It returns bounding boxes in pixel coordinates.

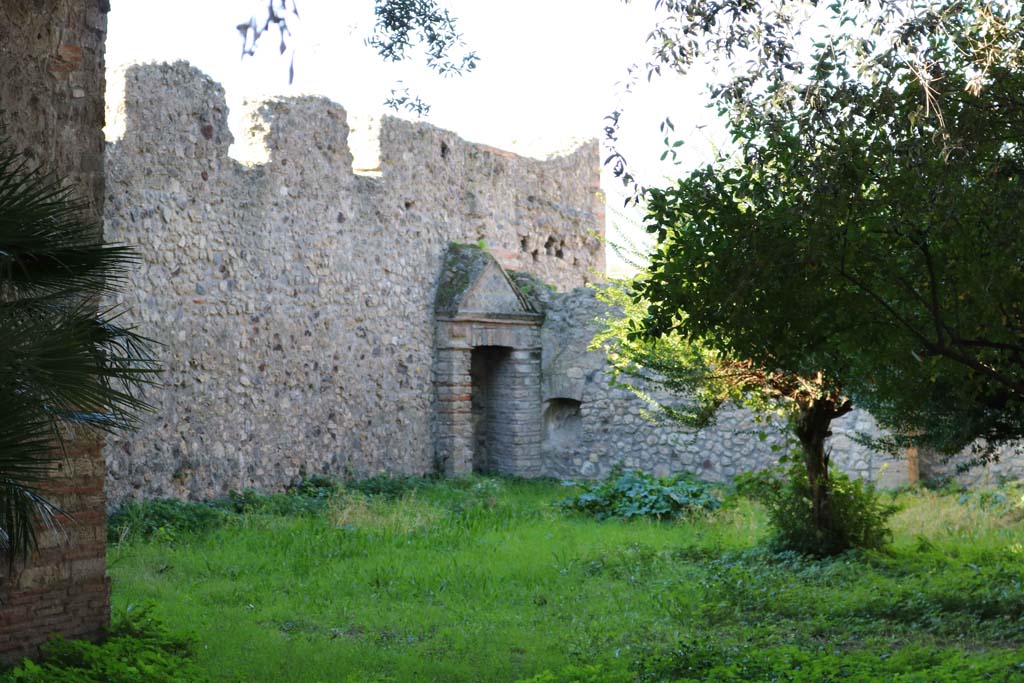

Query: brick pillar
[503,348,543,476]
[0,436,110,658]
[0,0,111,662]
[434,346,474,475]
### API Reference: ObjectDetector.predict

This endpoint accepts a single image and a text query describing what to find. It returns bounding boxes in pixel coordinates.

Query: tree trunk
[794,399,838,536]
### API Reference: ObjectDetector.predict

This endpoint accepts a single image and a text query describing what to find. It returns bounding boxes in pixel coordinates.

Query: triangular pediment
[434,243,538,318]
[458,261,530,315]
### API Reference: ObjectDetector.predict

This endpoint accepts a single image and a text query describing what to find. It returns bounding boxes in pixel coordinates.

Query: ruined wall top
[106,61,605,286]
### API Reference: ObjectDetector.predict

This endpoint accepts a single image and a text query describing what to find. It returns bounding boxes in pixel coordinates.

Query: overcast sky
[106,1,725,272]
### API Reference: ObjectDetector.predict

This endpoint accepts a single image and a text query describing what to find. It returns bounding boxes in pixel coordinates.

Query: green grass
[107,478,1024,683]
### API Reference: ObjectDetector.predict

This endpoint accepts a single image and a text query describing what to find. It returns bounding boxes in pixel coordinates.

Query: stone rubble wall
[919,443,1024,486]
[103,62,604,507]
[537,286,906,485]
[0,0,110,661]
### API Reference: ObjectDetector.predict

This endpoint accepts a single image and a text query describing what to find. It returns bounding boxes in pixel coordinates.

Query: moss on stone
[434,243,492,316]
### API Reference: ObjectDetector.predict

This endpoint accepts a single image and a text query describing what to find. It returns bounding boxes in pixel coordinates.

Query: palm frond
[0,140,160,560]
[0,479,65,561]
[0,146,137,299]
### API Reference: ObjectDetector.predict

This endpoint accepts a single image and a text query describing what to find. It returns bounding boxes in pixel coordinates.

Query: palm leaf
[0,141,159,560]
[0,147,136,299]
[0,479,65,561]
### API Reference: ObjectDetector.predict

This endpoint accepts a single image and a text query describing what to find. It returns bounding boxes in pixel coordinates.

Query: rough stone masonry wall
[0,0,110,661]
[537,286,1024,487]
[538,286,906,485]
[920,442,1024,486]
[103,62,604,507]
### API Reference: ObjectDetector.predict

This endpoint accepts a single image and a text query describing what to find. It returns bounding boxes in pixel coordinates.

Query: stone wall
[103,62,604,507]
[920,442,1024,487]
[537,286,906,485]
[0,0,110,661]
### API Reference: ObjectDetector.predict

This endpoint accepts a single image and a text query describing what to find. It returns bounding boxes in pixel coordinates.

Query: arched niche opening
[543,398,583,450]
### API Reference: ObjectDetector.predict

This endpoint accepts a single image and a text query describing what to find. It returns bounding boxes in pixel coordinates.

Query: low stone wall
[537,286,905,485]
[920,442,1024,486]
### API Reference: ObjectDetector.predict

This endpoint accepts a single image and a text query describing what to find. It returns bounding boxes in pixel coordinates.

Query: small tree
[594,284,895,555]
[613,0,1024,464]
[0,145,158,559]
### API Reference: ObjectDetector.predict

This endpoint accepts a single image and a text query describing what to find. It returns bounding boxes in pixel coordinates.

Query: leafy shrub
[228,474,341,515]
[735,464,897,556]
[291,474,341,498]
[226,488,328,516]
[108,475,343,542]
[0,607,208,683]
[919,475,968,494]
[558,467,720,520]
[346,473,427,499]
[107,499,229,543]
[957,482,1024,519]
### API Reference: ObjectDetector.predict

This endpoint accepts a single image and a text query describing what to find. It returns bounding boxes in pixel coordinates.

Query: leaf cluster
[237,1,478,115]
[593,282,848,434]
[634,639,1024,683]
[0,607,208,683]
[735,464,897,555]
[108,475,342,543]
[557,466,721,520]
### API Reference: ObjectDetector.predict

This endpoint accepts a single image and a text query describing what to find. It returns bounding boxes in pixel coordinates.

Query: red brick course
[0,438,110,662]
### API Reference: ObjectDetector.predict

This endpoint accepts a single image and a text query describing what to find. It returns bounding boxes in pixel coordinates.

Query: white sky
[105,0,726,274]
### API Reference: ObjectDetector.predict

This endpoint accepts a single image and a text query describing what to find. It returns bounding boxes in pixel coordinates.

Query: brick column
[0,436,110,658]
[434,346,474,475]
[503,348,543,476]
[0,0,111,662]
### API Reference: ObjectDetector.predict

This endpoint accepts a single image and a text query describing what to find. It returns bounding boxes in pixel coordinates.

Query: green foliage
[106,474,508,544]
[108,478,1024,682]
[629,0,1024,459]
[692,544,1024,632]
[0,143,158,558]
[636,639,1024,682]
[594,279,856,549]
[514,663,630,683]
[107,475,344,542]
[237,0,477,115]
[592,283,753,429]
[956,481,1024,519]
[736,465,897,556]
[558,467,721,520]
[346,473,426,499]
[0,608,208,683]
[225,487,329,517]
[107,499,230,543]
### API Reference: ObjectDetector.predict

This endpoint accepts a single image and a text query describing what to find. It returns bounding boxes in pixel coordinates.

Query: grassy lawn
[106,477,1024,682]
